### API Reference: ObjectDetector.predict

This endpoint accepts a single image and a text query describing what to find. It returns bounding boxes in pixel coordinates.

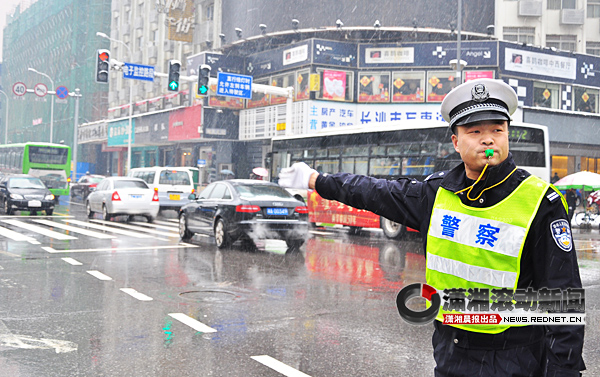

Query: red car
[70,174,105,200]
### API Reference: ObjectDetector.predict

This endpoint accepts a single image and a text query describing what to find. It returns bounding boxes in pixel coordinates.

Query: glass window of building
[548,0,575,9]
[316,69,354,102]
[533,82,560,109]
[546,35,577,52]
[586,42,600,56]
[503,27,535,45]
[270,72,295,105]
[392,71,425,103]
[588,0,600,17]
[205,3,214,20]
[246,78,270,108]
[296,69,310,101]
[357,72,390,103]
[573,87,599,113]
[426,71,459,102]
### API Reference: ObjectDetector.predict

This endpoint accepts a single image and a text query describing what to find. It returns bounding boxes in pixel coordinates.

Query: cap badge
[471,84,489,103]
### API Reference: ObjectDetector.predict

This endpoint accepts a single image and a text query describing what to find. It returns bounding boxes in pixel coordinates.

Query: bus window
[342,157,368,175]
[370,157,399,176]
[315,159,338,174]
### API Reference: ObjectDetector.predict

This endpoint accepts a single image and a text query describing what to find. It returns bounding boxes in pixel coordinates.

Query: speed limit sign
[13,82,26,96]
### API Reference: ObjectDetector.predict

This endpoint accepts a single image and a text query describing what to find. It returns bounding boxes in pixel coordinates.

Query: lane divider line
[120,288,153,301]
[41,246,57,253]
[168,313,217,333]
[61,257,82,266]
[250,355,312,377]
[86,270,112,281]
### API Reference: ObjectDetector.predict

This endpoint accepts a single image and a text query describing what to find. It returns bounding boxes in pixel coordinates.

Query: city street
[0,199,597,376]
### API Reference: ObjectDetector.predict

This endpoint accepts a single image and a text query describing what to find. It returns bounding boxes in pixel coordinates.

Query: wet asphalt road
[0,198,598,376]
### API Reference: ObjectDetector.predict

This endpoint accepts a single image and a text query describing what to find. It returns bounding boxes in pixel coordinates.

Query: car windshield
[89,177,104,183]
[114,180,149,189]
[236,184,292,199]
[8,177,46,189]
[159,170,190,185]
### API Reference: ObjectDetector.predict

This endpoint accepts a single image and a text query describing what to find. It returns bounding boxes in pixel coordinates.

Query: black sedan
[0,175,55,215]
[70,174,105,200]
[178,179,309,248]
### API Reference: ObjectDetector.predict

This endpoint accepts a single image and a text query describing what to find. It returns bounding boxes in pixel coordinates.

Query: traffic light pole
[71,89,82,182]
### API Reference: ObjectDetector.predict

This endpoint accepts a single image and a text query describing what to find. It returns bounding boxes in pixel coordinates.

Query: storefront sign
[168,105,202,141]
[79,122,107,143]
[504,47,576,80]
[135,111,169,144]
[108,119,135,147]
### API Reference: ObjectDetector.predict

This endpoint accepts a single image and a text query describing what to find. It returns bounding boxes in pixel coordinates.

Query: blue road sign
[56,86,69,99]
[217,72,252,99]
[197,159,206,167]
[123,63,155,82]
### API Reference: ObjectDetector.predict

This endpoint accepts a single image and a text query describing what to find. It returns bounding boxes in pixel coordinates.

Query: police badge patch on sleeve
[550,219,573,252]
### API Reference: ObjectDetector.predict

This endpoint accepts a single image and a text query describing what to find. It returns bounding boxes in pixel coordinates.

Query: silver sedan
[86,177,160,222]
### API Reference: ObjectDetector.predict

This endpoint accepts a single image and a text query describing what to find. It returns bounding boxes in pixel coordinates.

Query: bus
[270,120,550,239]
[0,142,72,197]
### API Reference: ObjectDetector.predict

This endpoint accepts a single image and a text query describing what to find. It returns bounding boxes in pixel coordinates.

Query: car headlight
[45,194,55,201]
[9,194,23,200]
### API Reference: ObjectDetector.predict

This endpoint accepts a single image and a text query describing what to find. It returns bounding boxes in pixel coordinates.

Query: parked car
[86,177,159,222]
[0,174,55,215]
[178,179,309,248]
[128,167,195,211]
[70,174,105,200]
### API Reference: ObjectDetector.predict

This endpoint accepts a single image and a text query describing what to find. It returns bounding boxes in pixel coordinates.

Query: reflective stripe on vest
[426,175,549,334]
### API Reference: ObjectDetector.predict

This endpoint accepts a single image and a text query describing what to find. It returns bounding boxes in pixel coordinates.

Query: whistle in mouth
[485,149,494,158]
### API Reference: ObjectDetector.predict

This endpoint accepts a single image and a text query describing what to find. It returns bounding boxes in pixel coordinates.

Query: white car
[86,177,159,222]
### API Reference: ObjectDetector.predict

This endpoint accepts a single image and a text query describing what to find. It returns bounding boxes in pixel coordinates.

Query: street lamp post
[28,68,55,143]
[96,32,133,174]
[71,88,82,182]
[0,90,9,144]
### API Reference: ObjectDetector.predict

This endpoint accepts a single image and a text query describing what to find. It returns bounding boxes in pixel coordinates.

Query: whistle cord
[454,150,518,201]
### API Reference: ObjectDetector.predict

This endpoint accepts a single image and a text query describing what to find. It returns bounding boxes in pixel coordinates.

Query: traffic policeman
[279,78,585,376]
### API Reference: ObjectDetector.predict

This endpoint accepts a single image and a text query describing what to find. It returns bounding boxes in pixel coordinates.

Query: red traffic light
[99,52,109,61]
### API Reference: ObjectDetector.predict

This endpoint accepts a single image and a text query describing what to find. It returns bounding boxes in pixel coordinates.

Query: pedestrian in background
[566,188,578,223]
[279,78,585,376]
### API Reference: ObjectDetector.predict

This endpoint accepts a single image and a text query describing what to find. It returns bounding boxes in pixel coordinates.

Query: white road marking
[154,220,179,226]
[45,244,199,253]
[309,230,335,236]
[90,219,179,238]
[61,257,82,266]
[168,313,217,333]
[32,219,117,239]
[0,320,77,353]
[165,219,179,223]
[86,270,112,281]
[251,355,312,377]
[28,240,41,245]
[41,246,56,253]
[0,215,74,218]
[0,224,38,242]
[131,221,179,231]
[120,288,153,301]
[1,220,77,240]
[62,219,158,239]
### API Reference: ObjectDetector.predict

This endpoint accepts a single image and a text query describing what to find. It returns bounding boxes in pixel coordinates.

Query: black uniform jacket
[315,153,585,376]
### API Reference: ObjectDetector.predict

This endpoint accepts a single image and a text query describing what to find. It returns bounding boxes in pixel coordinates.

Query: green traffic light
[169,81,179,90]
[199,85,208,95]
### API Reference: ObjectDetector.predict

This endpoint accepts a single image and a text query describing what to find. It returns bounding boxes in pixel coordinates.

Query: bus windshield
[28,146,69,165]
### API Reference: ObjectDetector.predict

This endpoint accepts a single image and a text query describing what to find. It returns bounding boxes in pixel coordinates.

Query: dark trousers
[432,323,546,377]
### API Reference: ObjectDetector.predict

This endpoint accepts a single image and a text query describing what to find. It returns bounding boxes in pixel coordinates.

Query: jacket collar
[440,152,517,193]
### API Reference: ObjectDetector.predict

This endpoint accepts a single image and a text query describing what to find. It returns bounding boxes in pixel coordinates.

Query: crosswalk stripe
[165,219,178,223]
[251,355,312,377]
[0,224,37,242]
[61,257,82,266]
[131,221,178,232]
[1,220,77,240]
[62,219,157,239]
[90,219,179,238]
[120,288,153,301]
[154,220,179,226]
[32,220,117,239]
[87,270,112,281]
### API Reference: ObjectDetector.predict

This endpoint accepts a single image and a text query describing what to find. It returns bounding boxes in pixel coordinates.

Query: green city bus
[0,143,72,197]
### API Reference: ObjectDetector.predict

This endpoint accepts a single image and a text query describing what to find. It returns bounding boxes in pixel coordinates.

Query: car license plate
[266,207,288,216]
[28,200,42,207]
[130,194,142,199]
[169,194,180,200]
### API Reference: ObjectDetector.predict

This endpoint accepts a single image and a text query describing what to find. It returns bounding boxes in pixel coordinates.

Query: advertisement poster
[322,70,346,101]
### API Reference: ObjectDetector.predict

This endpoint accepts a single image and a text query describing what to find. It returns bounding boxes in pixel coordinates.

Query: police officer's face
[451,120,509,180]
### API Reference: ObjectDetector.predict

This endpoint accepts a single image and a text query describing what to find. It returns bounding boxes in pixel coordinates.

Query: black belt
[433,320,545,350]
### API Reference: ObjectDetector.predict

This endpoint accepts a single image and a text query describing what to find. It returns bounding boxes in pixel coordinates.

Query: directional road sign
[216,72,252,99]
[56,86,69,99]
[12,82,26,96]
[34,83,48,97]
[123,63,155,82]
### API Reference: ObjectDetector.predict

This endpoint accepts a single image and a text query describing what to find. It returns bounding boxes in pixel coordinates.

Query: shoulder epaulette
[546,191,560,203]
[424,171,447,181]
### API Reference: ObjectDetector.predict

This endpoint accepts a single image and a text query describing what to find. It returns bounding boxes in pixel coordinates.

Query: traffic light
[197,64,211,96]
[167,60,181,92]
[95,49,110,83]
